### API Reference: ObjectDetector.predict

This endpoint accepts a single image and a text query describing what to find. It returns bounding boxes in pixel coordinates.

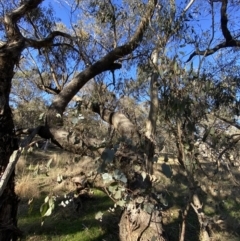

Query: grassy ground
[16,146,120,241]
[16,146,240,241]
[18,189,119,241]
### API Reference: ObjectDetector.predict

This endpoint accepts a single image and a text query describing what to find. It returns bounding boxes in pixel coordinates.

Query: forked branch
[48,0,157,116]
[186,0,240,62]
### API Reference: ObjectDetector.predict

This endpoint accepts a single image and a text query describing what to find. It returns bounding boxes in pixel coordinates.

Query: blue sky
[42,0,212,63]
[38,0,240,96]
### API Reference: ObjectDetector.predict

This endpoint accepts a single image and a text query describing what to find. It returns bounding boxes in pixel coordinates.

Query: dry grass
[15,175,40,199]
[15,147,99,199]
[15,146,240,241]
[16,156,27,175]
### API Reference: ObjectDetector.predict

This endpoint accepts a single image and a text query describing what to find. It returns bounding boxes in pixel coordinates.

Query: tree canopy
[0,0,240,240]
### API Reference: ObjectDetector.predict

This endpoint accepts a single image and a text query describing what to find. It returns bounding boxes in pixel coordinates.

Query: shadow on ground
[18,192,120,241]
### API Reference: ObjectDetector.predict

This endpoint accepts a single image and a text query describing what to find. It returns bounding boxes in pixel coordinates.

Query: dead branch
[0,126,41,197]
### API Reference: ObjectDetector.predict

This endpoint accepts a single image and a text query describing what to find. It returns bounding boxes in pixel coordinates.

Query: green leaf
[39,113,45,120]
[119,175,127,183]
[114,190,122,200]
[136,196,144,204]
[113,169,121,178]
[43,207,53,217]
[44,196,49,203]
[40,196,55,217]
[143,203,154,214]
[116,200,126,207]
[78,114,84,120]
[113,169,127,183]
[102,173,113,183]
[48,197,55,209]
[134,165,141,171]
[108,184,117,193]
[71,117,78,124]
[161,163,172,178]
[40,202,49,217]
[210,127,215,135]
[101,149,115,163]
[27,146,33,153]
[158,193,168,207]
[95,211,103,220]
[158,68,164,76]
[141,171,147,181]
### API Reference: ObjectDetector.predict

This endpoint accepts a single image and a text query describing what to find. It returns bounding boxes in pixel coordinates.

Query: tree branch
[2,0,79,55]
[186,0,240,62]
[4,0,43,39]
[48,0,157,117]
[0,127,41,197]
[37,84,60,95]
[214,114,240,130]
[145,49,159,174]
[221,0,232,42]
[91,103,140,144]
[25,31,76,49]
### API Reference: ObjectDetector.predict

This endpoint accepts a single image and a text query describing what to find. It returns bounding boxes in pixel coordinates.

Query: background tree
[0,0,159,240]
[1,0,240,240]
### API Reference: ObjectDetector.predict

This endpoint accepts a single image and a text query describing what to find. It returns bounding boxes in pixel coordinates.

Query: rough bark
[114,144,168,241]
[117,50,168,241]
[191,192,211,241]
[0,56,20,240]
[0,1,46,239]
[119,207,167,241]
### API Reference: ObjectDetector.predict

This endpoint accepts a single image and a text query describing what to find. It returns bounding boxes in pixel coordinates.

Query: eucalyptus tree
[0,0,193,240]
[0,0,161,240]
[1,0,239,240]
[134,0,240,240]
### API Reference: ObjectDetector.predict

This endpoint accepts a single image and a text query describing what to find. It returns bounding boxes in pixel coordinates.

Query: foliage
[1,0,240,240]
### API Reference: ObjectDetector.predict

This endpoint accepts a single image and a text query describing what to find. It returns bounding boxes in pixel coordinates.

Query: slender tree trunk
[0,57,20,241]
[145,49,159,174]
[117,50,167,241]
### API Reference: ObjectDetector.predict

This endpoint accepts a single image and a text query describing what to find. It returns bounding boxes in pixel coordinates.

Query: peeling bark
[92,103,140,145]
[191,192,211,241]
[119,207,167,241]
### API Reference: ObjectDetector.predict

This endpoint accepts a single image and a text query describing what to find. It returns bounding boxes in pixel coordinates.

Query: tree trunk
[119,206,167,241]
[117,50,167,241]
[145,49,159,174]
[0,57,20,241]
